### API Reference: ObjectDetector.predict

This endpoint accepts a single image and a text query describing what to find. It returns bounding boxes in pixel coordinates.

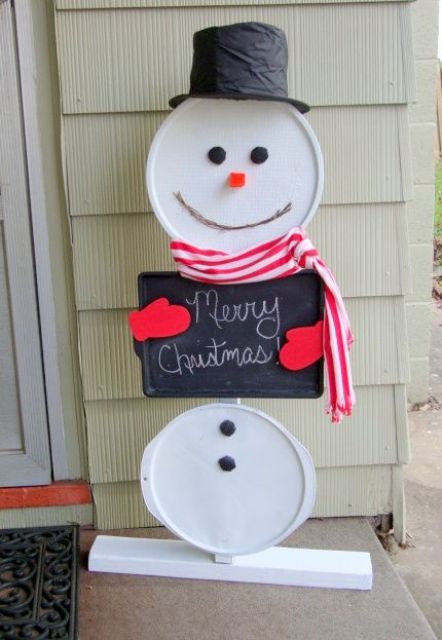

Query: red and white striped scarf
[171,227,355,423]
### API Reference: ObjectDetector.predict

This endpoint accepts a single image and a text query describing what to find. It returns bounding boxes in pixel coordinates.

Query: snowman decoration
[90,23,371,589]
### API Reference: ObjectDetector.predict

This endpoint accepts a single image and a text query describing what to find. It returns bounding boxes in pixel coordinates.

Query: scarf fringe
[328,404,353,424]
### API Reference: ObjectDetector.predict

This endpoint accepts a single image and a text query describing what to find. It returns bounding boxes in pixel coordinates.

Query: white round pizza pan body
[140,403,316,556]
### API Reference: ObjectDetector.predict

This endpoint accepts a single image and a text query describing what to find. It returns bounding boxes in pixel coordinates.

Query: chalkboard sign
[134,272,324,398]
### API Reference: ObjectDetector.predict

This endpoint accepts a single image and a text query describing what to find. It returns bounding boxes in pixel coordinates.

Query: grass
[435,160,442,240]
[434,162,442,297]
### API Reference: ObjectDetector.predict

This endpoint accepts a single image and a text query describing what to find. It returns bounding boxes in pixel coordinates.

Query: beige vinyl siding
[86,386,408,484]
[0,505,93,528]
[56,0,412,8]
[92,464,394,529]
[53,0,417,532]
[64,107,412,216]
[56,3,414,114]
[72,204,409,309]
[78,298,409,401]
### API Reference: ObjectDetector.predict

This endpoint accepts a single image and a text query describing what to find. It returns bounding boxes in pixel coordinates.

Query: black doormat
[0,524,79,639]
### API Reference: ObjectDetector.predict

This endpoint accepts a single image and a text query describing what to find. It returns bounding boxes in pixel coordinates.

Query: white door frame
[8,0,86,481]
[0,0,51,485]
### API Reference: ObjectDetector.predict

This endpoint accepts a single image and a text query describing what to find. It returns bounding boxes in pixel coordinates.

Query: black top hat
[169,22,310,113]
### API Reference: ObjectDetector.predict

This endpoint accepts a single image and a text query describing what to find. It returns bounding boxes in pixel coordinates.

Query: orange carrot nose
[229,172,246,188]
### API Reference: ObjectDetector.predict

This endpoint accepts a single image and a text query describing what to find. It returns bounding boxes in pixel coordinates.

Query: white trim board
[13,0,86,480]
[0,0,51,485]
[89,536,373,590]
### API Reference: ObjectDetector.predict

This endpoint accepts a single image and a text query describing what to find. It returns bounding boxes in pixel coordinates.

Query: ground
[433,161,442,296]
[435,161,442,239]
[389,305,442,640]
[434,161,442,238]
[388,164,442,640]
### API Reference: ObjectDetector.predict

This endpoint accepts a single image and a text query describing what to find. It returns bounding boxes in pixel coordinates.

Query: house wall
[53,0,419,537]
[407,0,438,403]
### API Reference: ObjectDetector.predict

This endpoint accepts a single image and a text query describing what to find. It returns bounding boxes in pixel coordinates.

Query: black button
[218,456,236,472]
[219,420,236,437]
[250,146,269,164]
[208,146,226,165]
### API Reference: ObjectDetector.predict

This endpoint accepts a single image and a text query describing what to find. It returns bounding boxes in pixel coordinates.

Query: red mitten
[128,297,191,341]
[279,320,324,371]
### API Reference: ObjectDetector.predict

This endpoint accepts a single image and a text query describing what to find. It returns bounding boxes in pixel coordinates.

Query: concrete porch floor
[79,518,437,640]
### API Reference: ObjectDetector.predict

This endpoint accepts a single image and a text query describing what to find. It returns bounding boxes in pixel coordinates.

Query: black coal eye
[250,146,268,164]
[208,146,226,165]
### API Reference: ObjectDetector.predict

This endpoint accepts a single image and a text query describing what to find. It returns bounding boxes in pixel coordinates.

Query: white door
[0,0,51,486]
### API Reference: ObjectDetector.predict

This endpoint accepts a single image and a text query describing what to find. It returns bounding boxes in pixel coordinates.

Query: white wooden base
[88,536,372,590]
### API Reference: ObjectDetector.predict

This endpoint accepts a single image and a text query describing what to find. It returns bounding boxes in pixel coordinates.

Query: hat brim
[169,92,310,114]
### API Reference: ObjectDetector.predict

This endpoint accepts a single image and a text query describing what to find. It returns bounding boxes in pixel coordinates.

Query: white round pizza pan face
[146,98,324,253]
[140,404,316,556]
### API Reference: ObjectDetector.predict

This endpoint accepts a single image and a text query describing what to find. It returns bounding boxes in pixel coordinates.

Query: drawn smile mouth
[174,192,292,231]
